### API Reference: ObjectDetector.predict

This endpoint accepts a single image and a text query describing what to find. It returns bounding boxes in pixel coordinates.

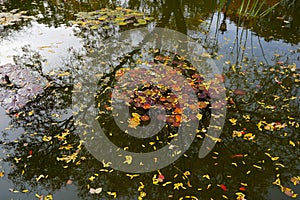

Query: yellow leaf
[229,118,237,125]
[42,136,52,142]
[289,140,296,147]
[107,191,117,198]
[253,165,262,169]
[162,181,172,186]
[203,174,210,180]
[45,194,53,200]
[138,182,144,191]
[124,155,132,164]
[222,195,229,199]
[88,176,95,182]
[126,174,140,179]
[196,113,203,120]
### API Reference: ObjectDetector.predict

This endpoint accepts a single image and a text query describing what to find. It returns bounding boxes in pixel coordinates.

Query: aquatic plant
[238,0,282,19]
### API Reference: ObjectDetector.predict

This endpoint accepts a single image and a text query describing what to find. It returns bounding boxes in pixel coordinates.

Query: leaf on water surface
[243,133,255,141]
[229,118,237,125]
[236,192,246,200]
[44,195,53,200]
[283,187,298,198]
[196,113,203,120]
[128,112,141,128]
[218,184,227,191]
[123,155,132,164]
[107,191,117,198]
[174,182,186,190]
[291,177,300,185]
[157,174,165,182]
[126,174,140,179]
[89,187,102,194]
[9,188,19,193]
[203,174,210,180]
[233,89,246,95]
[289,140,296,147]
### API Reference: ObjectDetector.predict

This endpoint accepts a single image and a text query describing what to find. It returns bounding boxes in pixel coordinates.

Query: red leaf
[239,186,246,191]
[29,150,33,155]
[141,115,150,121]
[219,184,227,191]
[231,154,244,158]
[158,174,165,182]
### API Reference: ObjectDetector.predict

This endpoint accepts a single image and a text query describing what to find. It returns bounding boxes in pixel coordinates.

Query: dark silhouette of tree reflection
[0,0,299,199]
[0,36,299,200]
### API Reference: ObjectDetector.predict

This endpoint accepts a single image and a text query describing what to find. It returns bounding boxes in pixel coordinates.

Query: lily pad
[70,7,154,30]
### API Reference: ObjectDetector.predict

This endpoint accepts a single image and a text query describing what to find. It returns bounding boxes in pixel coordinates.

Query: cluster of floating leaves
[114,63,208,129]
[70,7,154,30]
[0,9,34,27]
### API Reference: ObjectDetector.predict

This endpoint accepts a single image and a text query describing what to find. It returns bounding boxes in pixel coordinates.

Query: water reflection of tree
[2,0,299,43]
[1,38,299,200]
[0,0,299,199]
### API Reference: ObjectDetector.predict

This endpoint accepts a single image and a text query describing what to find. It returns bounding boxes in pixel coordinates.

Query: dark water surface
[0,0,299,199]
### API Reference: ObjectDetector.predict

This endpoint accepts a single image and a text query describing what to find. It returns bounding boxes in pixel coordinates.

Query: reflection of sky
[0,21,82,72]
[0,21,83,200]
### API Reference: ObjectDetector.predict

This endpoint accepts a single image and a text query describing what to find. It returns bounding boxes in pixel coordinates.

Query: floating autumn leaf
[89,187,102,194]
[265,152,279,161]
[236,192,246,200]
[124,155,132,164]
[126,174,140,179]
[128,113,141,128]
[203,174,210,180]
[291,176,300,185]
[42,135,52,142]
[243,133,255,141]
[232,130,245,138]
[107,191,117,198]
[231,154,244,158]
[233,89,246,95]
[0,171,4,177]
[157,174,165,182]
[198,101,208,109]
[219,184,227,191]
[196,113,203,120]
[229,118,237,125]
[283,187,298,198]
[174,182,186,190]
[44,194,53,200]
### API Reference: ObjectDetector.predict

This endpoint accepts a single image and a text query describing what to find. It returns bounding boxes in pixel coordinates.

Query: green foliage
[237,0,281,19]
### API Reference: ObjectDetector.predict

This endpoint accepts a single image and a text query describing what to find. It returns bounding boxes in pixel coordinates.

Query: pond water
[0,0,299,199]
